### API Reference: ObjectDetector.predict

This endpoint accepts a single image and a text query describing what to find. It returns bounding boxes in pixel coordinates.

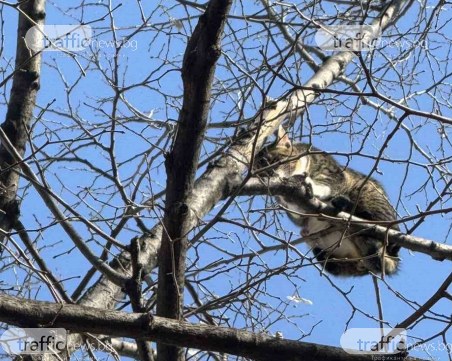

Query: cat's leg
[331,195,352,211]
[312,247,367,276]
[349,236,399,275]
[331,197,400,275]
[291,172,332,200]
[331,195,371,217]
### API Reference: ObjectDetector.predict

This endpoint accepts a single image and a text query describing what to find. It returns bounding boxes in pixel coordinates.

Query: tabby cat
[255,127,400,276]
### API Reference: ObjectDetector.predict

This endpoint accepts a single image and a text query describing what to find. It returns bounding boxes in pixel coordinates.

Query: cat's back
[293,143,346,181]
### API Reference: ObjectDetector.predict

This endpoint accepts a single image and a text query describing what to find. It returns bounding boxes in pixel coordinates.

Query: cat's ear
[276,125,291,149]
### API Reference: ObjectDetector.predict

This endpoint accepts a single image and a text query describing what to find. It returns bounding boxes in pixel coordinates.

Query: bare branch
[0,293,424,361]
[0,0,45,242]
[237,177,452,261]
[156,1,233,360]
[0,126,129,286]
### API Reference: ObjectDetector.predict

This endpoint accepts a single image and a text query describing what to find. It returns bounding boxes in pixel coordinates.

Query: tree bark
[156,1,232,360]
[0,0,46,246]
[0,293,423,361]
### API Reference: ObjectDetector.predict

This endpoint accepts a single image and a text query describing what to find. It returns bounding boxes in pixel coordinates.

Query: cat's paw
[290,173,313,199]
[331,195,352,211]
[303,176,314,199]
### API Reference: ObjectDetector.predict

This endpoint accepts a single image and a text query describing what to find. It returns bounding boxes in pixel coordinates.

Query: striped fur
[255,127,400,276]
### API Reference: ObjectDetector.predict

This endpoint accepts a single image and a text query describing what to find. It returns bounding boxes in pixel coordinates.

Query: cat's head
[254,126,305,177]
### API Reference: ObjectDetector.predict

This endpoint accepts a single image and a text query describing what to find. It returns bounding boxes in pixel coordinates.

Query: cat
[255,126,400,276]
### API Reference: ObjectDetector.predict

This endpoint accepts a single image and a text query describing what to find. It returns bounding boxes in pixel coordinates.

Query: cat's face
[254,138,302,177]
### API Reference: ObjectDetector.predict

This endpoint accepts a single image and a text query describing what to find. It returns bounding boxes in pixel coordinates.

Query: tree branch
[0,293,423,361]
[0,127,129,286]
[156,1,232,360]
[237,177,452,261]
[0,0,46,244]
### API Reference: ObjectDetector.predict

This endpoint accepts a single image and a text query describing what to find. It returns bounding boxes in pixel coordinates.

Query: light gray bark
[238,177,452,261]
